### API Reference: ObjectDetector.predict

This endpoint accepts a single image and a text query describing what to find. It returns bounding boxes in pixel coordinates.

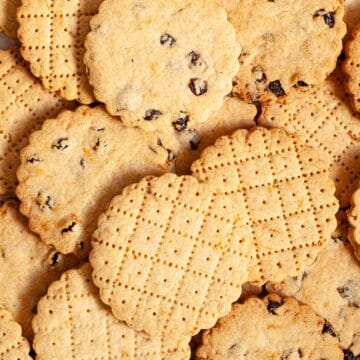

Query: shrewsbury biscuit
[0,47,73,195]
[0,309,31,359]
[259,72,360,208]
[33,264,190,360]
[344,25,360,113]
[167,96,257,174]
[16,106,172,256]
[196,294,343,359]
[0,0,20,38]
[269,238,360,358]
[219,0,346,102]
[191,127,338,283]
[84,0,240,133]
[17,0,102,103]
[91,174,250,338]
[0,200,79,340]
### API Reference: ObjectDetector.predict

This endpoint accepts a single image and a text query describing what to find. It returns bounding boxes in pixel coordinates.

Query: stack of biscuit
[0,0,359,359]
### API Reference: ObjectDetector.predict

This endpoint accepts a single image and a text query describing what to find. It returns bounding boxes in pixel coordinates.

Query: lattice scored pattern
[33,264,190,360]
[17,0,102,103]
[91,173,250,339]
[259,72,360,208]
[191,127,338,283]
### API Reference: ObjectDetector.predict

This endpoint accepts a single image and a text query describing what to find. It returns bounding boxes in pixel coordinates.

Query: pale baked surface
[344,24,360,113]
[0,308,31,360]
[17,106,172,257]
[191,127,338,283]
[91,174,250,338]
[196,294,343,359]
[84,0,240,134]
[33,264,190,360]
[218,0,346,102]
[0,200,79,340]
[17,0,101,103]
[0,0,20,38]
[0,47,73,195]
[259,71,360,208]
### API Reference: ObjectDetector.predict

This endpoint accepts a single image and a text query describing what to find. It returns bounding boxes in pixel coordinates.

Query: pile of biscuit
[0,0,359,359]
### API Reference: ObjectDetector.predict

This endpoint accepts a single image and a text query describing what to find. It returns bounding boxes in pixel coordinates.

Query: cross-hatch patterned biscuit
[269,238,360,358]
[0,0,20,38]
[348,181,360,260]
[0,309,31,360]
[259,72,360,209]
[17,0,101,104]
[33,264,190,360]
[163,96,257,175]
[344,24,360,113]
[91,173,250,338]
[191,127,338,283]
[84,0,240,134]
[218,0,346,102]
[196,294,343,360]
[0,200,79,341]
[0,47,73,195]
[17,106,172,257]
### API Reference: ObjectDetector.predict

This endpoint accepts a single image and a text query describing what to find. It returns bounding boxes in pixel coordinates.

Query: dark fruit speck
[269,80,285,97]
[160,33,176,47]
[144,109,162,121]
[189,78,208,96]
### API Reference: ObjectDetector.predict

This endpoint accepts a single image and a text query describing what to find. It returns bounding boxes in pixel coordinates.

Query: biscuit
[84,0,240,134]
[0,0,20,38]
[0,308,31,359]
[267,238,360,358]
[0,47,73,195]
[196,294,343,359]
[90,173,250,338]
[219,0,346,102]
[165,96,257,175]
[17,105,173,257]
[17,0,102,103]
[191,127,338,283]
[259,71,360,208]
[0,200,79,340]
[348,181,360,259]
[33,264,190,360]
[343,24,360,113]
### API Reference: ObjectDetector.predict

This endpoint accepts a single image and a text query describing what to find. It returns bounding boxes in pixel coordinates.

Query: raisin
[189,78,208,96]
[322,320,336,337]
[144,109,162,121]
[79,241,85,249]
[61,222,76,235]
[314,9,336,28]
[172,113,189,132]
[156,138,175,162]
[160,33,176,47]
[337,285,351,299]
[92,137,100,151]
[52,137,69,150]
[343,349,360,360]
[188,51,201,67]
[267,299,284,314]
[80,158,86,169]
[268,80,285,97]
[323,12,335,28]
[50,252,60,266]
[26,157,41,163]
[45,196,54,210]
